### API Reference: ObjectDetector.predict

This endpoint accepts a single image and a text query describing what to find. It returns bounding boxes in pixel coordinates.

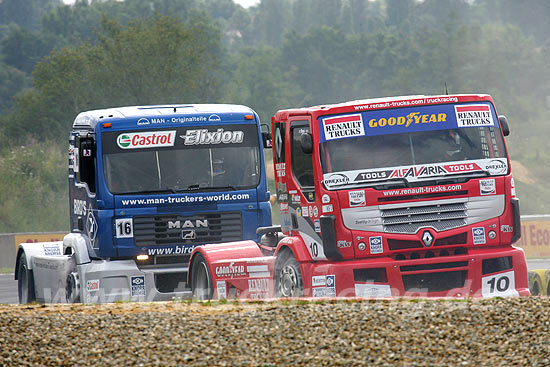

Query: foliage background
[0,0,549,232]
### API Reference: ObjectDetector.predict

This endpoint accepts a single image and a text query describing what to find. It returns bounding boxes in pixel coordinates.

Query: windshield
[101,124,260,194]
[319,102,508,189]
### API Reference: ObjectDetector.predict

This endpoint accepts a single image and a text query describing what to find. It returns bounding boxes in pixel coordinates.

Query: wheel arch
[187,240,263,285]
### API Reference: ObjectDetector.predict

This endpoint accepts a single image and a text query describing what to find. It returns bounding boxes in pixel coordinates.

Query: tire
[17,254,36,304]
[528,271,543,296]
[275,251,304,298]
[191,254,213,300]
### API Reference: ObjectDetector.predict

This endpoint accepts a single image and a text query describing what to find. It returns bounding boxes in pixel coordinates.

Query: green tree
[1,14,224,143]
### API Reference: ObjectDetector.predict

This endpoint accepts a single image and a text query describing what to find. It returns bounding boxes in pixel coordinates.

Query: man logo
[182,230,196,240]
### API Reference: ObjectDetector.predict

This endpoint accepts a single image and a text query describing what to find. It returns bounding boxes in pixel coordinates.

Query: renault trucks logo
[323,114,365,140]
[117,131,176,149]
[455,105,494,127]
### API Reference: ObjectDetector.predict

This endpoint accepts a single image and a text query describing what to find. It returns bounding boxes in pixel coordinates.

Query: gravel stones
[1,298,549,366]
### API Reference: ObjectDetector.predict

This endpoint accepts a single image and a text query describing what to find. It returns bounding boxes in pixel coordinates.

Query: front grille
[382,202,467,234]
[133,212,242,247]
[402,270,467,292]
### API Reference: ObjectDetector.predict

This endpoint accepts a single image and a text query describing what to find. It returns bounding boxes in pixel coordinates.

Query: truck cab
[16,104,272,303]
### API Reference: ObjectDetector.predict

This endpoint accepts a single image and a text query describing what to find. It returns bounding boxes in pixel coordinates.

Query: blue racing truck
[15,104,272,303]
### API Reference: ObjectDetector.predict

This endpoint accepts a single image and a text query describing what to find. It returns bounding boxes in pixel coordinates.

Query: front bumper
[303,246,529,298]
[78,259,191,303]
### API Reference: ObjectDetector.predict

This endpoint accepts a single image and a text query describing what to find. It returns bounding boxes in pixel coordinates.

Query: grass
[0,268,13,274]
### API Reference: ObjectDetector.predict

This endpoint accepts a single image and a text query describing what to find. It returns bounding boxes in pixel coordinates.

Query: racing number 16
[115,218,133,238]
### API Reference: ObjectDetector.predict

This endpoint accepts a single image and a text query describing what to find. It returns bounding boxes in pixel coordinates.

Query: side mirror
[300,133,313,154]
[262,132,272,149]
[499,115,510,137]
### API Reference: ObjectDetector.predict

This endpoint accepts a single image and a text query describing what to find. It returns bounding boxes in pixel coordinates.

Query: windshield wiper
[328,177,410,189]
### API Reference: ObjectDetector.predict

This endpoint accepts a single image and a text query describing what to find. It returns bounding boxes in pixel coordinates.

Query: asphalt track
[1,260,548,304]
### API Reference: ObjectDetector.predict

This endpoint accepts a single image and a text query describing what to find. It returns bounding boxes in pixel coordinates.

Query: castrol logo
[117,131,176,149]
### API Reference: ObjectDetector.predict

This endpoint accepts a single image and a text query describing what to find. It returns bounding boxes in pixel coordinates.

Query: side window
[77,137,96,194]
[291,121,314,188]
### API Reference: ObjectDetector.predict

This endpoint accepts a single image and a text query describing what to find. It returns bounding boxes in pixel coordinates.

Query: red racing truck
[188,94,530,299]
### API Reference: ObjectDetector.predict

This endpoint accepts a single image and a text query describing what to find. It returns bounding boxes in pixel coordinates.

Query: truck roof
[73,104,256,129]
[273,94,494,120]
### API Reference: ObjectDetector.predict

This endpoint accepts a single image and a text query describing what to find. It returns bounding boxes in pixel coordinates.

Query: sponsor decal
[131,276,146,297]
[485,159,507,175]
[117,131,176,149]
[369,236,383,254]
[443,162,482,173]
[455,104,494,127]
[353,170,390,182]
[501,225,513,233]
[322,194,330,204]
[216,281,227,299]
[280,202,289,212]
[313,206,319,218]
[87,280,99,292]
[147,245,196,256]
[86,207,97,243]
[312,275,336,297]
[472,227,486,245]
[480,179,496,195]
[368,111,447,128]
[74,199,87,216]
[323,114,365,140]
[296,207,302,217]
[382,184,462,197]
[308,206,314,218]
[337,240,352,249]
[208,114,221,122]
[276,163,286,178]
[312,276,326,287]
[215,262,246,277]
[348,190,366,207]
[355,284,392,298]
[355,218,381,225]
[314,219,321,233]
[291,195,301,204]
[301,206,309,217]
[43,244,61,256]
[248,278,269,293]
[390,165,447,179]
[307,192,315,202]
[181,129,244,145]
[510,178,516,197]
[323,173,350,187]
[170,116,207,123]
[322,204,333,213]
[137,118,150,125]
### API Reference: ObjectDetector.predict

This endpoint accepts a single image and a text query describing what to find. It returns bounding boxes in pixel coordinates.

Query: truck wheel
[17,254,36,304]
[66,272,81,303]
[191,254,213,300]
[276,251,303,298]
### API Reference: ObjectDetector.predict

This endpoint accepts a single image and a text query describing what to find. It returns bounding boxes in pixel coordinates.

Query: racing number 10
[482,270,517,297]
[486,275,510,293]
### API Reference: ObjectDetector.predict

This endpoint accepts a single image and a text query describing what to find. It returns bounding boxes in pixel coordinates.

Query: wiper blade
[328,177,410,189]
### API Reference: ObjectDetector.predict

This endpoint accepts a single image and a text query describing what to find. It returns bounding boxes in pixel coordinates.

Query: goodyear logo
[368,112,447,128]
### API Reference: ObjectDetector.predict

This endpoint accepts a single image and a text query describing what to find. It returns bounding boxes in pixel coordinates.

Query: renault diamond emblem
[182,230,196,240]
[421,230,434,247]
